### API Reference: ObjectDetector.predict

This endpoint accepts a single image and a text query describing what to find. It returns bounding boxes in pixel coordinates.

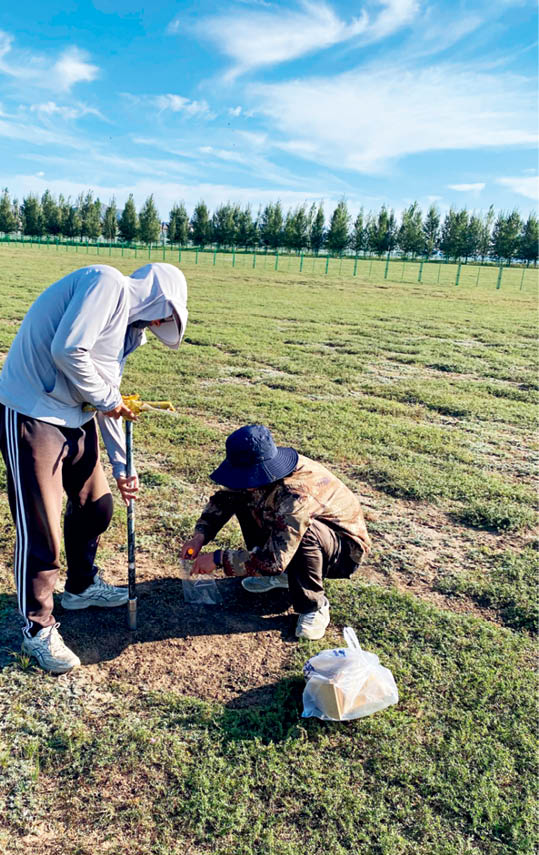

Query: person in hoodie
[0,262,188,673]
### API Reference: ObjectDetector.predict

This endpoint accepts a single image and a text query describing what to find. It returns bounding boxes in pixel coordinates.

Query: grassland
[0,245,537,855]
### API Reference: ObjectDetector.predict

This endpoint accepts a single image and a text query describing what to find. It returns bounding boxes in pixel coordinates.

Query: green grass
[0,589,535,855]
[435,543,539,632]
[0,246,537,854]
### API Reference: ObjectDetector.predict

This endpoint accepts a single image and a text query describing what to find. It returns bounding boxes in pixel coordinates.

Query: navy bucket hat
[210,424,299,489]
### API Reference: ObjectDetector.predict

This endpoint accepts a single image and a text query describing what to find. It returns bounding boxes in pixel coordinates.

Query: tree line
[0,188,536,264]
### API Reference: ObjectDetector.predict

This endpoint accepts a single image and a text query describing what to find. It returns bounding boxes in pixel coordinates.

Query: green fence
[1,236,537,292]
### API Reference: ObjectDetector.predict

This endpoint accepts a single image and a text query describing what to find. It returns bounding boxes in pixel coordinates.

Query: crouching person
[181,424,371,640]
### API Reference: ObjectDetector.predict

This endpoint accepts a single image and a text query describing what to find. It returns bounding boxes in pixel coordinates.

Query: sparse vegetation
[0,246,537,854]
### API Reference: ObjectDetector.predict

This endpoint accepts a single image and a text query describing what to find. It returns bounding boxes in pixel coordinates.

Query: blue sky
[0,0,537,221]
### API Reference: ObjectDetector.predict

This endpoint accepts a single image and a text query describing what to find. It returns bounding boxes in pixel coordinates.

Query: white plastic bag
[182,577,223,605]
[302,627,398,721]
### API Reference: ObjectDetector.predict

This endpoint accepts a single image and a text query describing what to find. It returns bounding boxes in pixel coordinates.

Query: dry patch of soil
[0,484,530,707]
[0,556,298,708]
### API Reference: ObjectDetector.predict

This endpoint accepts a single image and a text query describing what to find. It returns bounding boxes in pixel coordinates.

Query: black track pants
[0,404,113,633]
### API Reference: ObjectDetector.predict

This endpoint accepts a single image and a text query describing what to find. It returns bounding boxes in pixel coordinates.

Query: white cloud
[199,145,250,165]
[228,106,242,117]
[20,150,201,181]
[366,0,419,41]
[496,175,539,201]
[0,114,84,149]
[193,1,369,78]
[448,183,485,192]
[131,134,302,187]
[125,93,215,119]
[29,101,103,120]
[0,32,99,92]
[405,10,483,58]
[52,48,99,91]
[235,130,268,147]
[153,94,213,117]
[250,63,537,173]
[0,31,12,62]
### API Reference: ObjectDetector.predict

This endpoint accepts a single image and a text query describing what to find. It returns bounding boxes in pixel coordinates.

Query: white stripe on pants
[4,407,31,635]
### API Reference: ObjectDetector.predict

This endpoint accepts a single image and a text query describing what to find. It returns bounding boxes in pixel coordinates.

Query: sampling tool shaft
[126,419,137,630]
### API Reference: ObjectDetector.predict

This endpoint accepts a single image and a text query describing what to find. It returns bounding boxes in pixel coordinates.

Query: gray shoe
[61,572,129,610]
[21,623,81,674]
[241,573,289,593]
[295,598,330,640]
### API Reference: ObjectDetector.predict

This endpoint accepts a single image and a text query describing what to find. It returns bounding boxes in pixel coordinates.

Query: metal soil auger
[84,394,176,630]
[125,417,137,630]
[123,395,176,630]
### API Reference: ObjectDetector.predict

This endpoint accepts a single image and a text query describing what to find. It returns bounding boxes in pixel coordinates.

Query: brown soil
[0,556,298,708]
[0,484,531,708]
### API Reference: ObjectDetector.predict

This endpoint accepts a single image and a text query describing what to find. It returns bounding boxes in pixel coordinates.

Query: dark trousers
[237,509,361,614]
[286,519,360,613]
[0,405,113,633]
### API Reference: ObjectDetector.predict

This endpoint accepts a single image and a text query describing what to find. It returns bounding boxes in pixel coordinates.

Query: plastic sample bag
[182,577,223,606]
[302,627,398,721]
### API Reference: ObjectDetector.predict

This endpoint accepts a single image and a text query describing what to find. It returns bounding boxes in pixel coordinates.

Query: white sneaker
[21,623,81,674]
[61,572,129,610]
[241,573,289,593]
[295,598,330,640]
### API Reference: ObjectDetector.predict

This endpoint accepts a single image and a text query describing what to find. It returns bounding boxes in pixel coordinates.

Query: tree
[461,213,482,262]
[21,195,43,237]
[439,209,468,260]
[168,203,189,245]
[259,202,283,250]
[285,205,310,253]
[397,202,423,257]
[422,205,440,258]
[139,195,161,245]
[477,205,495,262]
[118,195,139,243]
[190,201,211,248]
[79,192,101,240]
[520,213,539,265]
[41,190,62,236]
[350,208,365,255]
[0,188,17,234]
[211,203,236,247]
[326,199,350,255]
[235,206,256,248]
[309,203,325,254]
[102,198,118,241]
[491,210,522,264]
[367,206,397,256]
[56,194,68,236]
[63,204,82,239]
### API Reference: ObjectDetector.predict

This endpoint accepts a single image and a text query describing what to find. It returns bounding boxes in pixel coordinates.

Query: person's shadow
[0,578,295,667]
[0,584,331,741]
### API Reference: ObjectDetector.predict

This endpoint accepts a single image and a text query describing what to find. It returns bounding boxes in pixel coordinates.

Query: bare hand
[192,552,217,575]
[181,532,205,560]
[103,402,137,421]
[116,474,139,506]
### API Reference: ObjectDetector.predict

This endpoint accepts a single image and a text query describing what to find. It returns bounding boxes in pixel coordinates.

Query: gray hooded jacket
[0,263,188,477]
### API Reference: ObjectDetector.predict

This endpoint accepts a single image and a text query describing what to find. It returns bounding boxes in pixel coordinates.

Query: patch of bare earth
[0,485,531,706]
[0,555,297,708]
[360,483,535,620]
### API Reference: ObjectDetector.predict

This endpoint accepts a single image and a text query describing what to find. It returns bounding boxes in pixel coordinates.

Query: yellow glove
[83,394,175,415]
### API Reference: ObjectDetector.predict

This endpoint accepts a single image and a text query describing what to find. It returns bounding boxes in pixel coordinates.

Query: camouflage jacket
[194,454,371,577]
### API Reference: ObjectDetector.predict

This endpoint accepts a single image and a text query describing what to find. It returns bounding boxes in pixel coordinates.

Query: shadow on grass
[0,577,295,669]
[146,675,308,744]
